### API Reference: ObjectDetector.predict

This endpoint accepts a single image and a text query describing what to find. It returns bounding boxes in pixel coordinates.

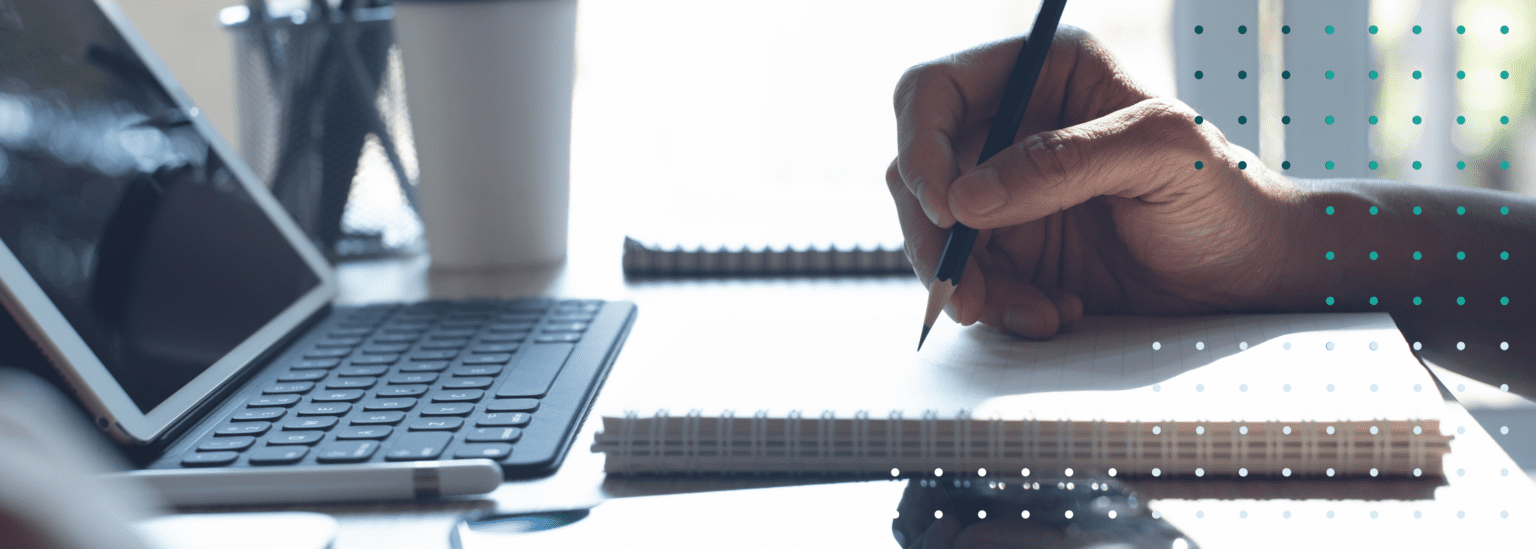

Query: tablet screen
[0,2,320,413]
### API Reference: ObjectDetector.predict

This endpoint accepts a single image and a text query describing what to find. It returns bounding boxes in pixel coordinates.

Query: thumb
[948,98,1210,229]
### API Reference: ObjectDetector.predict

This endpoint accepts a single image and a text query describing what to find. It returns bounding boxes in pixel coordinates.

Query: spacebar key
[495,343,574,398]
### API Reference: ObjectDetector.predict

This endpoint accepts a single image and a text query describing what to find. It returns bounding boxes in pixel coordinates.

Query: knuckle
[893,62,942,109]
[1137,97,1204,148]
[1019,129,1082,183]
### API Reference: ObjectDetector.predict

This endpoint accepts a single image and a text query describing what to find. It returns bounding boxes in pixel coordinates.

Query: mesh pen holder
[223,4,422,259]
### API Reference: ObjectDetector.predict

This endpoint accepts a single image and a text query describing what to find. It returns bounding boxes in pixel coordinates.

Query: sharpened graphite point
[918,325,933,351]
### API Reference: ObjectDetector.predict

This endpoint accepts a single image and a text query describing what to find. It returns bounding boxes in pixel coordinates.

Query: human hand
[889,28,1299,339]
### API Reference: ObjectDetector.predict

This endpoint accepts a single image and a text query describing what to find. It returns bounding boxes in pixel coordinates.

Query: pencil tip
[918,325,932,351]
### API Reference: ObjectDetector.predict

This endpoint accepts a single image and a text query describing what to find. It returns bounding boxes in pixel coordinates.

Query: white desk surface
[163,192,1535,548]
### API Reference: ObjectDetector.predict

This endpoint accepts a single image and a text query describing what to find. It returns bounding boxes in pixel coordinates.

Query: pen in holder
[222,0,423,260]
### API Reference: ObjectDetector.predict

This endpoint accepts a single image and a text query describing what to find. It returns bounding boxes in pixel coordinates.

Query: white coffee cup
[393,0,576,269]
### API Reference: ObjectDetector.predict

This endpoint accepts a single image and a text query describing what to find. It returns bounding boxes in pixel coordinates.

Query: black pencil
[919,0,1069,351]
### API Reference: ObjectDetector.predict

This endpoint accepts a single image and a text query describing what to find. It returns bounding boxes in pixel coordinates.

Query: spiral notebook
[620,187,911,277]
[592,313,1455,478]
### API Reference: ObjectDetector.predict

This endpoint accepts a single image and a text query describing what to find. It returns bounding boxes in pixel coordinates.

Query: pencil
[919,0,1068,351]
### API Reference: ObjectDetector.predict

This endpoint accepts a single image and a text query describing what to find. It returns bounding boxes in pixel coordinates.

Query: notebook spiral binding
[621,237,912,277]
[592,410,1454,479]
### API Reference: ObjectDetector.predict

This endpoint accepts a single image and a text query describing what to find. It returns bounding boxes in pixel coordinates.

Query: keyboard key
[351,411,407,425]
[231,408,286,421]
[486,399,540,412]
[534,333,582,343]
[479,332,528,343]
[431,390,485,403]
[548,313,595,323]
[312,389,366,402]
[305,348,351,359]
[462,354,512,365]
[349,354,400,365]
[418,339,470,350]
[335,426,393,439]
[470,343,519,354]
[329,327,373,337]
[326,378,377,389]
[182,451,238,467]
[541,322,588,333]
[372,333,420,343]
[361,343,411,355]
[267,432,325,445]
[337,365,389,377]
[247,395,301,407]
[376,385,429,397]
[283,417,339,430]
[362,398,417,411]
[382,323,431,333]
[277,370,327,382]
[439,319,488,329]
[388,373,438,385]
[296,403,352,416]
[248,447,308,465]
[409,418,464,431]
[477,413,531,427]
[399,361,449,372]
[454,444,513,460]
[428,329,478,340]
[419,403,475,416]
[384,432,452,461]
[465,427,523,443]
[316,440,380,463]
[293,358,341,370]
[442,377,494,390]
[495,343,574,398]
[198,436,255,451]
[215,422,271,436]
[488,322,536,333]
[453,365,503,377]
[410,350,459,361]
[263,382,315,395]
[315,337,363,348]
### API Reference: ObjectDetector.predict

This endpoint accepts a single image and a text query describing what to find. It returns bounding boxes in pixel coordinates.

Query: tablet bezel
[0,0,337,444]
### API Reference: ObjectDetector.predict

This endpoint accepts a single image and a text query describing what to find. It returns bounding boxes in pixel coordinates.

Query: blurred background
[116,0,1532,255]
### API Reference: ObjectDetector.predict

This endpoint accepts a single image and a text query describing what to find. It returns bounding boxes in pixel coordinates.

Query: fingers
[893,35,1032,228]
[888,160,947,282]
[949,97,1203,230]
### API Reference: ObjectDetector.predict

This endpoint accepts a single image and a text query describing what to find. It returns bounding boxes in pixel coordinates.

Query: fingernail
[913,177,942,225]
[953,166,1008,216]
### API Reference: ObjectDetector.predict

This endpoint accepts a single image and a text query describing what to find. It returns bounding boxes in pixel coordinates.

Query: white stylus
[109,459,502,506]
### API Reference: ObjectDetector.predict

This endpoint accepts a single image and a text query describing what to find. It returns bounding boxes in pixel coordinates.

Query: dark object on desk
[224,0,422,260]
[622,236,911,277]
[894,477,1194,549]
[919,0,1068,351]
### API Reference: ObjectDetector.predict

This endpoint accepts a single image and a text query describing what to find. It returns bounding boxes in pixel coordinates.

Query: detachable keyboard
[151,298,636,478]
